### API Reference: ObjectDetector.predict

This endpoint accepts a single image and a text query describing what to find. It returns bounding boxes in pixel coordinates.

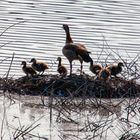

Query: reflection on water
[0,0,139,78]
[0,95,139,140]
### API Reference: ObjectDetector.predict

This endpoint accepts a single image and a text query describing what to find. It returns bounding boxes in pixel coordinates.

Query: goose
[106,62,124,77]
[89,60,102,75]
[98,68,111,81]
[62,24,92,75]
[30,58,49,75]
[21,61,36,77]
[57,57,67,76]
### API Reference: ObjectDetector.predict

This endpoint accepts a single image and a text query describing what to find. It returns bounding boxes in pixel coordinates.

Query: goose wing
[64,43,92,62]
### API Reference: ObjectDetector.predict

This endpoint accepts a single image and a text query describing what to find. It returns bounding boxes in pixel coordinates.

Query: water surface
[0,95,140,140]
[0,1,140,139]
[0,0,139,77]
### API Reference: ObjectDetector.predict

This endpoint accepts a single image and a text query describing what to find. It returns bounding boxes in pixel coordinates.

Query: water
[0,0,140,139]
[0,94,140,140]
[0,0,139,77]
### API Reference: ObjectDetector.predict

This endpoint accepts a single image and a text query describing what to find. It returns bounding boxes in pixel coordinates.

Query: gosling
[106,62,124,77]
[98,68,111,81]
[57,57,67,76]
[21,61,36,77]
[89,60,102,75]
[30,58,49,75]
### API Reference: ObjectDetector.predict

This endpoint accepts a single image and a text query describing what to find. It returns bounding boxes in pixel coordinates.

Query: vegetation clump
[0,74,139,98]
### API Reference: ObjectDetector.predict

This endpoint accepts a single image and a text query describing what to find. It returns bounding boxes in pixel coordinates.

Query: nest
[0,74,139,98]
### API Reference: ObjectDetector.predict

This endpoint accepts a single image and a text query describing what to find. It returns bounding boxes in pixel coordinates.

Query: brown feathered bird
[21,61,36,77]
[30,58,49,75]
[62,24,92,75]
[98,68,111,81]
[57,57,67,76]
[106,62,124,77]
[89,60,102,75]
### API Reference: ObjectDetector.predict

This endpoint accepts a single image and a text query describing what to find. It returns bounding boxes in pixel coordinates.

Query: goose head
[118,62,124,67]
[63,24,69,32]
[30,58,36,63]
[57,57,61,61]
[21,61,26,66]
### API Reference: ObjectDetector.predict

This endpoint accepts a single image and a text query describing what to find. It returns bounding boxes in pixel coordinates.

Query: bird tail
[80,52,93,62]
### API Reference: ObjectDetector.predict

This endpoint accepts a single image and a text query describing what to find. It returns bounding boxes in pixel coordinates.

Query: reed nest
[0,74,139,98]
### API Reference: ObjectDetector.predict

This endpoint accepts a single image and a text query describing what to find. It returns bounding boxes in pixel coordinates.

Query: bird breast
[62,46,78,61]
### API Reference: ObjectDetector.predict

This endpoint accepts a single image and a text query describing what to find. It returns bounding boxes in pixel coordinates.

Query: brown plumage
[62,24,92,75]
[98,68,111,81]
[57,57,67,76]
[89,60,102,75]
[106,62,124,77]
[21,61,36,77]
[30,58,49,75]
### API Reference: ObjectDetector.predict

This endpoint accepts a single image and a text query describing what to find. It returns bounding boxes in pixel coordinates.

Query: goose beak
[29,60,32,63]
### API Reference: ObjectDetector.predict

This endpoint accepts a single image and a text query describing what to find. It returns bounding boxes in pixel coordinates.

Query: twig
[0,20,25,37]
[5,52,15,81]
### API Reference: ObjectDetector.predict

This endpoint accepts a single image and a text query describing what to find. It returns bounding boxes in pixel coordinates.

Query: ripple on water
[0,0,139,78]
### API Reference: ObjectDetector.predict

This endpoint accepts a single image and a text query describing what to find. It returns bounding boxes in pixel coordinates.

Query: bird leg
[80,63,83,75]
[78,56,83,75]
[70,62,72,75]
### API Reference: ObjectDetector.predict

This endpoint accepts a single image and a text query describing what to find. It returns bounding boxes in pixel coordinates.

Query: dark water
[0,0,140,77]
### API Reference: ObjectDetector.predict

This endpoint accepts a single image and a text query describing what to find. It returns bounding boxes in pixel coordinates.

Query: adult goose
[30,58,49,75]
[21,61,36,77]
[89,60,102,75]
[106,62,124,77]
[62,24,92,75]
[57,57,67,76]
